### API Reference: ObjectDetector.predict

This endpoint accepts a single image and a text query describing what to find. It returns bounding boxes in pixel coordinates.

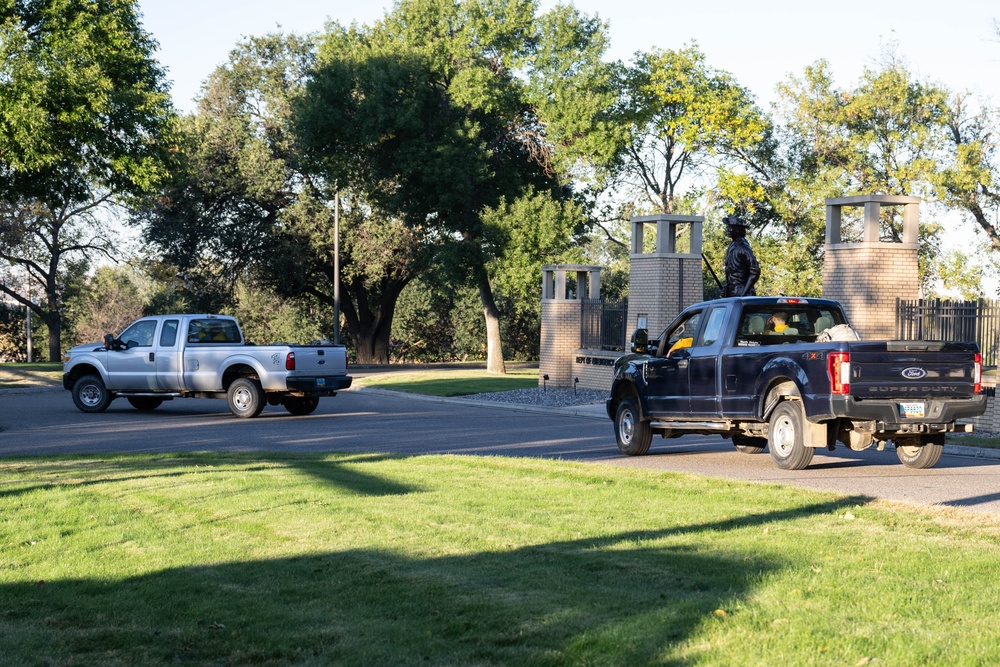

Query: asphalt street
[3,385,1000,516]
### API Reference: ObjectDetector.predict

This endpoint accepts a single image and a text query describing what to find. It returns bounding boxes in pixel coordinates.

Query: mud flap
[804,418,830,448]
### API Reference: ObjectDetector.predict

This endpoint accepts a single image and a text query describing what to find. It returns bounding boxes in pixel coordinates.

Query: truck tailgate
[848,341,979,399]
[286,345,348,375]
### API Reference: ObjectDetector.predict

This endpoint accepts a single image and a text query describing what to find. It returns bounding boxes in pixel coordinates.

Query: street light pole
[333,188,340,346]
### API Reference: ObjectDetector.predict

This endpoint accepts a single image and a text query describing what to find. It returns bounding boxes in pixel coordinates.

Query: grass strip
[354,368,539,396]
[0,362,62,387]
[2,452,1000,665]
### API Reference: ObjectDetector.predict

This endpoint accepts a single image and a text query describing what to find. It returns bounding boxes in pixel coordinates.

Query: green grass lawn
[354,367,539,396]
[3,452,1000,665]
[0,361,62,387]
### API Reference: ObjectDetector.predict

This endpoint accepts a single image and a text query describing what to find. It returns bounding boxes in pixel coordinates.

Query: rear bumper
[828,394,987,432]
[286,375,353,395]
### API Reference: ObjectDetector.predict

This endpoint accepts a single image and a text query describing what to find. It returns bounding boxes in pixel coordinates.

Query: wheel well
[66,364,100,385]
[609,382,640,418]
[761,380,800,421]
[222,364,259,389]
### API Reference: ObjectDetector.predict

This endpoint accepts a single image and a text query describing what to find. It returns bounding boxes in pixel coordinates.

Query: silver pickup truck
[62,314,352,418]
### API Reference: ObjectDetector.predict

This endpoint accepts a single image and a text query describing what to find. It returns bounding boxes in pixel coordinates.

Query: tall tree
[607,44,769,217]
[134,33,430,363]
[297,0,612,373]
[0,0,173,360]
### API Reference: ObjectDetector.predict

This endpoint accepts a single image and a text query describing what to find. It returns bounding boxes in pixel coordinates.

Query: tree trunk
[475,265,506,374]
[43,309,61,362]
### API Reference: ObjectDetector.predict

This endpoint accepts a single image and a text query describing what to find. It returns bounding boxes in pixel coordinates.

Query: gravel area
[462,387,607,407]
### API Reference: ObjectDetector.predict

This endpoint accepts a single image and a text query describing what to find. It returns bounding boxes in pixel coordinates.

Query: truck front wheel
[72,375,112,413]
[895,436,944,469]
[768,401,814,470]
[615,396,651,456]
[228,377,266,418]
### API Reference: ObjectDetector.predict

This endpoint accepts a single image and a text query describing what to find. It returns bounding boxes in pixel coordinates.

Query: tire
[733,434,767,454]
[127,397,164,411]
[72,375,113,413]
[896,437,944,469]
[227,377,266,418]
[614,396,652,456]
[283,395,319,416]
[767,401,814,470]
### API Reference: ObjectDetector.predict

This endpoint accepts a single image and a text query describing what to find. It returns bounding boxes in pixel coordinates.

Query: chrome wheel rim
[772,415,795,456]
[80,384,103,407]
[619,409,635,444]
[233,386,253,412]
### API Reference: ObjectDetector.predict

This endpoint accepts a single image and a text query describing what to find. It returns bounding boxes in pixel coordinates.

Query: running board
[115,392,182,398]
[650,421,733,431]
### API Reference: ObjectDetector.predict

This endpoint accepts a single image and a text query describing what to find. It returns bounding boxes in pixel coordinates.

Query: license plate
[899,402,924,418]
[316,378,326,387]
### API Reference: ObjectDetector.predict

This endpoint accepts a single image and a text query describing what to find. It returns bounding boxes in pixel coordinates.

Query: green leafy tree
[0,0,173,360]
[134,33,429,363]
[718,54,956,296]
[297,0,612,372]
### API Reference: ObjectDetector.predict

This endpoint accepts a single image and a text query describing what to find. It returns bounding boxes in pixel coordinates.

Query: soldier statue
[722,215,760,298]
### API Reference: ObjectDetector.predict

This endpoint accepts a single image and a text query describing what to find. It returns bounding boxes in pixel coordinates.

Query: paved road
[4,386,1000,516]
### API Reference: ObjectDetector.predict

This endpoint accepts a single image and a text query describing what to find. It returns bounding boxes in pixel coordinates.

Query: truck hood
[66,341,107,355]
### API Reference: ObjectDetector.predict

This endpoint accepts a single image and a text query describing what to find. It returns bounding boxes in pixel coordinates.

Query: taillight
[974,352,982,394]
[828,351,850,395]
[285,352,296,371]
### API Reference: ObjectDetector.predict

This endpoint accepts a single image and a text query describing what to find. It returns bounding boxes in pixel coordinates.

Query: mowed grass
[0,362,62,387]
[3,453,1000,665]
[354,367,539,396]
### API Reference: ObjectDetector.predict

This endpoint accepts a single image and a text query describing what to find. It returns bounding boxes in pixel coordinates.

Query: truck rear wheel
[896,437,944,469]
[768,401,814,470]
[615,396,651,456]
[228,377,266,418]
[72,374,112,413]
[283,395,319,416]
[127,397,163,411]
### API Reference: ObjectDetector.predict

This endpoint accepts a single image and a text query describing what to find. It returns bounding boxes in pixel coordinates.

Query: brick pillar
[539,265,600,388]
[822,195,921,339]
[626,215,704,337]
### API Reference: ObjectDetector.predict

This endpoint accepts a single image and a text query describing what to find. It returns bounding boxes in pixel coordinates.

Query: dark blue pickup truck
[607,296,987,470]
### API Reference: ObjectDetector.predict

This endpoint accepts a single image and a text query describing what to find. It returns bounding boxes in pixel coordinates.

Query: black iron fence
[581,298,628,351]
[896,298,1000,367]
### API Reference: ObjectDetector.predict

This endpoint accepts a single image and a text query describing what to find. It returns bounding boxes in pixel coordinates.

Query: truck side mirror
[103,334,122,351]
[630,328,649,354]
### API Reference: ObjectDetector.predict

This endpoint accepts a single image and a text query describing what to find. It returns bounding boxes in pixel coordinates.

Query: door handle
[149,352,155,362]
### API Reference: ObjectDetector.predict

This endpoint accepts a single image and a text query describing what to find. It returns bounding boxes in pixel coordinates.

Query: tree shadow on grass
[0,452,421,500]
[0,497,867,665]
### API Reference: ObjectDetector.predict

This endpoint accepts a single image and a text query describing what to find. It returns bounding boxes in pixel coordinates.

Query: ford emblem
[901,367,927,380]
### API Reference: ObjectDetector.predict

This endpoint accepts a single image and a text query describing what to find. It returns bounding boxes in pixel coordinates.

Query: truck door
[644,310,703,417]
[688,306,728,416]
[105,319,159,391]
[154,318,183,390]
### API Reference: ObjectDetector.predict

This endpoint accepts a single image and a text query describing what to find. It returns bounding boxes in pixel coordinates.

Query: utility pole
[333,188,340,346]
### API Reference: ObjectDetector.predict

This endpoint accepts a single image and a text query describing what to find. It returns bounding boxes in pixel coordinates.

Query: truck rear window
[736,305,845,346]
[187,319,242,344]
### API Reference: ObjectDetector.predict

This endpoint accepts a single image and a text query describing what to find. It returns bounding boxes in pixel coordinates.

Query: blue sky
[139,0,1000,114]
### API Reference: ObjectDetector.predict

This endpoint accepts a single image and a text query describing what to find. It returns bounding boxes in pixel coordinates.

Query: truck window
[659,311,702,357]
[698,307,728,347]
[187,319,242,344]
[119,319,157,348]
[736,304,846,346]
[159,320,179,348]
